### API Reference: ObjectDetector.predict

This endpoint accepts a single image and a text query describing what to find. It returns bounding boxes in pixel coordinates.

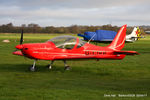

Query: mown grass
[0,33,150,100]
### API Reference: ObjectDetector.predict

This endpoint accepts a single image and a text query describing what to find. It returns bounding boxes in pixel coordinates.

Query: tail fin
[130,27,138,36]
[107,25,127,50]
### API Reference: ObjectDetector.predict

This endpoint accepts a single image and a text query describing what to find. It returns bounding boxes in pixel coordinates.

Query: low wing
[114,51,139,55]
[13,51,23,56]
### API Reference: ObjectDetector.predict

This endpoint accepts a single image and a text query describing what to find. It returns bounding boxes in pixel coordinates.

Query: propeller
[20,29,24,45]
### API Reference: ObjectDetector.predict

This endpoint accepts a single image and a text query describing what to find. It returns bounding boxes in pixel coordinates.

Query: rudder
[107,25,127,50]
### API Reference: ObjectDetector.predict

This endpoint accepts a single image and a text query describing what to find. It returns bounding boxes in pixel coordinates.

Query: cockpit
[48,35,86,49]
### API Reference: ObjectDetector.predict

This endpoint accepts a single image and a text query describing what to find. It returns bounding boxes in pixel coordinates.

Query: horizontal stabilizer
[114,51,139,55]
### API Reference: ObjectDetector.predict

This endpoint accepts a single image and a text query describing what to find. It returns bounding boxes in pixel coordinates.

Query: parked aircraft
[13,25,139,71]
[126,27,142,42]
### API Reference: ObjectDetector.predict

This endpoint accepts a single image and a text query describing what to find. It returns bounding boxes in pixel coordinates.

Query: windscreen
[48,35,77,49]
[48,35,86,49]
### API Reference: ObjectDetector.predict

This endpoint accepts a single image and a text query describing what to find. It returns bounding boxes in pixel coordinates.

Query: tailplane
[114,51,139,55]
[108,25,127,50]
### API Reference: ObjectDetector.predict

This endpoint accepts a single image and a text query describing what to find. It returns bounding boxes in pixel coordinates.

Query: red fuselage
[14,41,125,61]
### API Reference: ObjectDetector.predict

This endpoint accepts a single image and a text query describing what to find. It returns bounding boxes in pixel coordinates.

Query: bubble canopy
[48,35,86,49]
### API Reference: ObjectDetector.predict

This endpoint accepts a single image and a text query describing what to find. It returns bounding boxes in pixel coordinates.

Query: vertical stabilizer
[130,27,138,36]
[108,25,127,50]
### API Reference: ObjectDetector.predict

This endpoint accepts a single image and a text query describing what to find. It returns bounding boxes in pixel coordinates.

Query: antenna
[87,33,96,43]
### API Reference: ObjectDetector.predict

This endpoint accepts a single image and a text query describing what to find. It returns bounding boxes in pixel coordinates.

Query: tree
[27,23,41,33]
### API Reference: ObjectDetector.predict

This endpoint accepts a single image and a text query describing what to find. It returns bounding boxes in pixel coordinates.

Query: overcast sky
[0,0,150,26]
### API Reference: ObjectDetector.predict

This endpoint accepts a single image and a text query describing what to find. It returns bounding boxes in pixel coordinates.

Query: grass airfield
[0,33,150,100]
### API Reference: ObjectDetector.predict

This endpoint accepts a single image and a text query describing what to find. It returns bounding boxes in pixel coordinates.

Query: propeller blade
[20,29,24,44]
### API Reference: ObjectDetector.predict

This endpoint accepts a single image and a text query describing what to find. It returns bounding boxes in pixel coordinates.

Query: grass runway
[0,33,150,100]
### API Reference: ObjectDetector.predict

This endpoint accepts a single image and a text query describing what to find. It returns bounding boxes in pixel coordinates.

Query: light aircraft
[126,27,142,42]
[13,25,139,71]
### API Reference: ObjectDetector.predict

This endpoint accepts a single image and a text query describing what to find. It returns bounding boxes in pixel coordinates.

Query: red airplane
[13,25,139,71]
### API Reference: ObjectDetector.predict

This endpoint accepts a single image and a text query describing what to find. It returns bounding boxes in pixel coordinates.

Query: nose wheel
[29,60,36,72]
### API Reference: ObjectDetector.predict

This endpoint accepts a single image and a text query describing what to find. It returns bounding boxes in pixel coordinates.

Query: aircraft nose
[16,45,23,50]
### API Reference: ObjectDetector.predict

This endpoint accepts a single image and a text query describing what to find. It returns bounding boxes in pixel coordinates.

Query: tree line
[0,23,146,34]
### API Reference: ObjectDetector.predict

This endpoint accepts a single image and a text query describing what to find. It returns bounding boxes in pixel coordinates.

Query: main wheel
[64,66,71,70]
[46,64,52,69]
[29,66,36,72]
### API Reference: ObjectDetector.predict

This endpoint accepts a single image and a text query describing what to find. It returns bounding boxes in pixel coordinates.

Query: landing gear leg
[63,60,70,70]
[29,60,37,72]
[47,60,54,69]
